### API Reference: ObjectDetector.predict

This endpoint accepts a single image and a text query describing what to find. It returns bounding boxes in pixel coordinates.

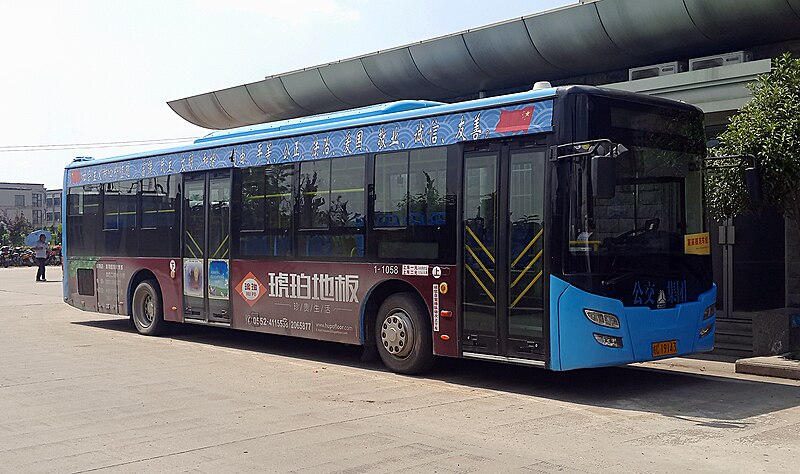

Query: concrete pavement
[736,354,800,380]
[1,266,799,473]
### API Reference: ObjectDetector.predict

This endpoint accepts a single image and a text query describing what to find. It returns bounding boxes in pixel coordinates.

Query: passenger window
[374,148,447,227]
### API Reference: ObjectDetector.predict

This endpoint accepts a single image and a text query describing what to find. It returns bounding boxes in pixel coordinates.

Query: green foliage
[0,217,59,246]
[0,215,34,246]
[48,224,62,245]
[0,218,9,245]
[706,53,800,221]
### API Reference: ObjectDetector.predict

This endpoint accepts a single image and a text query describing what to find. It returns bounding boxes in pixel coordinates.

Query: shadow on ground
[74,316,800,423]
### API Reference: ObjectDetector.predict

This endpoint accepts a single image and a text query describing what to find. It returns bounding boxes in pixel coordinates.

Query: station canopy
[168,0,800,130]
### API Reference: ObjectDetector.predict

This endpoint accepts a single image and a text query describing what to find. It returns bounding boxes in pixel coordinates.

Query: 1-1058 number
[374,265,399,275]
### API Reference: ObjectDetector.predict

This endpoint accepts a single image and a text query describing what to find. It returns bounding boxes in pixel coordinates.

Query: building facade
[0,182,46,226]
[45,189,62,227]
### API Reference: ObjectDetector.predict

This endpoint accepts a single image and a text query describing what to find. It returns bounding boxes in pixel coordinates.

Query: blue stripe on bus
[66,89,556,188]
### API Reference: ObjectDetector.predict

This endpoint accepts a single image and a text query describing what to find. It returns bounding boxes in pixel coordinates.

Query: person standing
[33,233,48,282]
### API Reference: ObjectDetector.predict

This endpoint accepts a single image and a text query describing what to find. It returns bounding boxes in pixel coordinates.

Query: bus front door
[462,144,547,363]
[182,171,232,324]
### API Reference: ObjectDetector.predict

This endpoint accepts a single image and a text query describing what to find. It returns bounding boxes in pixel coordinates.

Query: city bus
[63,84,716,374]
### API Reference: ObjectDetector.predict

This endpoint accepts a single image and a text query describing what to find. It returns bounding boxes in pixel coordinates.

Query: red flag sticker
[70,169,82,184]
[494,105,536,133]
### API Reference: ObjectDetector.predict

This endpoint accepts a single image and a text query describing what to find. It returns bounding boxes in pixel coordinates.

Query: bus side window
[372,147,448,261]
[297,156,365,259]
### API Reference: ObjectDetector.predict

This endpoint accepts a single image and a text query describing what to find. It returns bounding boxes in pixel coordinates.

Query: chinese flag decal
[70,169,82,184]
[494,105,536,133]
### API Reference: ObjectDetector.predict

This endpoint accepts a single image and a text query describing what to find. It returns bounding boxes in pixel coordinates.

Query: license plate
[652,340,677,357]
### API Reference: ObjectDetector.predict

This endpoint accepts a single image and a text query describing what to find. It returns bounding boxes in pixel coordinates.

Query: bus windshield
[565,96,712,308]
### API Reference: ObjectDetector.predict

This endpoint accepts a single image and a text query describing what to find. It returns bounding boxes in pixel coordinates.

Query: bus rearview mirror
[591,154,616,199]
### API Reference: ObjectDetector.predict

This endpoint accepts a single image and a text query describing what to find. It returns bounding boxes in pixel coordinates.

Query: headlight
[584,309,620,329]
[699,323,714,338]
[703,304,716,320]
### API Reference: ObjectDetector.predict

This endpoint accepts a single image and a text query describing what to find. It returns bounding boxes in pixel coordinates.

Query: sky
[0,0,574,189]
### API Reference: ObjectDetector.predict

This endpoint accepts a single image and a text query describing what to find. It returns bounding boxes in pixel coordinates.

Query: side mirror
[745,166,762,204]
[591,154,616,199]
[591,144,626,199]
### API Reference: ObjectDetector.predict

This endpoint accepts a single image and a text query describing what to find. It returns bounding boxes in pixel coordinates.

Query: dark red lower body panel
[66,257,459,357]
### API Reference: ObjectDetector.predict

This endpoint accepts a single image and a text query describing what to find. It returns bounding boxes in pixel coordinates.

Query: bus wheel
[132,279,165,336]
[375,293,434,374]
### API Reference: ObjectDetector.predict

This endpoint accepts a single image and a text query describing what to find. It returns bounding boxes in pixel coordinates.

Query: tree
[706,53,800,223]
[0,217,9,246]
[7,216,33,246]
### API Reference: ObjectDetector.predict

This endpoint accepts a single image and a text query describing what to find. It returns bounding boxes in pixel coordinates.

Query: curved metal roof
[169,0,800,130]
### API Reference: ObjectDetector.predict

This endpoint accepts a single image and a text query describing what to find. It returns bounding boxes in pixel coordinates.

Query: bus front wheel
[132,279,166,336]
[375,293,434,374]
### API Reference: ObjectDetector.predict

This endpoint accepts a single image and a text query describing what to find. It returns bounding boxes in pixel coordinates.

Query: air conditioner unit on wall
[628,61,687,81]
[689,51,752,71]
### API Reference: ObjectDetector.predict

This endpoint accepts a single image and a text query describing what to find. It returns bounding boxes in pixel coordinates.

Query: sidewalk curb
[735,355,800,380]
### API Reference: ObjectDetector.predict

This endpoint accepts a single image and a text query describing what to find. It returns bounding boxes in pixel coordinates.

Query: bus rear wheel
[132,279,166,336]
[375,293,434,375]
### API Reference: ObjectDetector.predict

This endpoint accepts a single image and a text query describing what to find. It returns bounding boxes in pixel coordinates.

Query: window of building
[32,193,42,207]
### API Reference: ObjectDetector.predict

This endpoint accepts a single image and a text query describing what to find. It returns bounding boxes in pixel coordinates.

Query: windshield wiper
[602,271,665,287]
[602,272,636,287]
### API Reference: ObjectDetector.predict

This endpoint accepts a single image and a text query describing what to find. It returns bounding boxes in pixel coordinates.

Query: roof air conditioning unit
[689,51,752,71]
[628,61,686,81]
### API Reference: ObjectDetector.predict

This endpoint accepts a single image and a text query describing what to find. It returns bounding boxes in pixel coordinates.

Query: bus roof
[194,100,445,145]
[66,86,559,170]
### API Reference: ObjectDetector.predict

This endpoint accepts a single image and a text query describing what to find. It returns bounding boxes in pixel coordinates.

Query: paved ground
[1,266,799,473]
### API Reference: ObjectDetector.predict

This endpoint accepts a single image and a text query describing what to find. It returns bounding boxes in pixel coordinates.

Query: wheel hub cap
[381,311,414,358]
[144,295,154,322]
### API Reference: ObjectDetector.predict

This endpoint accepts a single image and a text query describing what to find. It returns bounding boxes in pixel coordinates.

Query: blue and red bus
[63,85,716,373]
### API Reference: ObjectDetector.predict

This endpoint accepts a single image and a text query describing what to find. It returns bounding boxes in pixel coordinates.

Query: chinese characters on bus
[69,101,554,187]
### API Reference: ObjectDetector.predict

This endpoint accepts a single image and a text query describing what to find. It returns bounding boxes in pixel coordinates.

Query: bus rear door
[182,170,232,324]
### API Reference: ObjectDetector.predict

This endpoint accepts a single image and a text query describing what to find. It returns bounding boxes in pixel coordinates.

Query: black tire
[374,292,435,375]
[131,279,166,336]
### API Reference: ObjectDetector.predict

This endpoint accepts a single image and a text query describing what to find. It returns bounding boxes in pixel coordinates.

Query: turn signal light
[440,334,450,341]
[699,323,714,338]
[441,310,452,318]
[703,304,716,320]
